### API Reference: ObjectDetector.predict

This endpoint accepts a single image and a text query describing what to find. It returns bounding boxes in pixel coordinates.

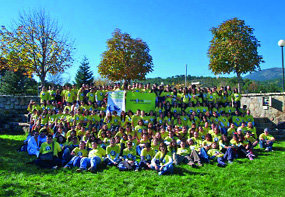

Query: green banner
[126,92,156,113]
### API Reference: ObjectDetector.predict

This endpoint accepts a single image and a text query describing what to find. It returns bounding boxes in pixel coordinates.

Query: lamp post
[278,40,285,92]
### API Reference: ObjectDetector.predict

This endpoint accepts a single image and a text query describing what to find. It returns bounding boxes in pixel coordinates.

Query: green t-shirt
[177,147,190,156]
[141,148,155,161]
[88,147,106,161]
[106,145,120,160]
[39,142,61,157]
[72,147,88,157]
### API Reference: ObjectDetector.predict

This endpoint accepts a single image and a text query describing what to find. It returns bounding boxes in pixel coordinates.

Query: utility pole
[185,64,187,87]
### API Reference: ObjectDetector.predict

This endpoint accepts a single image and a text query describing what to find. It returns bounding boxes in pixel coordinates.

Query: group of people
[22,82,276,175]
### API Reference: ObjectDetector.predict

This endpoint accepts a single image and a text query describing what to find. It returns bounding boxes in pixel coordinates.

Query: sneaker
[76,168,83,172]
[265,148,269,152]
[217,163,226,167]
[228,160,233,164]
[248,155,254,160]
[135,168,139,172]
[52,166,58,170]
[197,162,203,167]
[250,153,256,157]
[158,171,163,176]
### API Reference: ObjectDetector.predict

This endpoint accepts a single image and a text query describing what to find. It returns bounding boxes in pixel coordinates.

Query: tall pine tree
[74,57,94,87]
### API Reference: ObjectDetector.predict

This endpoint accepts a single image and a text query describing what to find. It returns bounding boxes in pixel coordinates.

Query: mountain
[244,67,283,81]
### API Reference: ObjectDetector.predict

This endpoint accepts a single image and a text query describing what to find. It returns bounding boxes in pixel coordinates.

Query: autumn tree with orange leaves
[98,29,153,83]
[208,18,264,93]
[0,10,74,86]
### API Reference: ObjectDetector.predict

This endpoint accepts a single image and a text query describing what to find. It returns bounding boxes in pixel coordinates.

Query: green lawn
[0,135,284,197]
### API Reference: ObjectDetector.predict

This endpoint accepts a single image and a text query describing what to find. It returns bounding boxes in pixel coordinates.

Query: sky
[0,0,284,83]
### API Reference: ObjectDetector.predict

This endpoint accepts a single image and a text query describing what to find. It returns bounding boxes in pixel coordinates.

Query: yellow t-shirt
[88,147,106,161]
[39,142,61,157]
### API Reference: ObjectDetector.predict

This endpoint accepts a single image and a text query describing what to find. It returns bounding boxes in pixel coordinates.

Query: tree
[0,69,38,95]
[0,9,74,86]
[74,57,94,87]
[98,29,153,83]
[208,18,264,93]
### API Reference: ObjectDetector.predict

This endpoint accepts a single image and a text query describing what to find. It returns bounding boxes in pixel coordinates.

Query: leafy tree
[0,9,74,86]
[0,69,38,95]
[98,29,153,83]
[75,57,94,87]
[208,18,264,93]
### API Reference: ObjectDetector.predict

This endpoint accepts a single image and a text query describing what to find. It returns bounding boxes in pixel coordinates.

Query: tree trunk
[40,73,46,88]
[237,73,243,93]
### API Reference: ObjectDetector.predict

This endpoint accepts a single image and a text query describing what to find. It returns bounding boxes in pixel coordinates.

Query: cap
[264,128,269,132]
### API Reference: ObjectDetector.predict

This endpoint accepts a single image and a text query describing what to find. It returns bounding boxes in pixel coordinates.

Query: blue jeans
[80,156,101,171]
[65,156,83,168]
[151,163,174,175]
[223,148,234,161]
[199,148,209,163]
[259,140,273,151]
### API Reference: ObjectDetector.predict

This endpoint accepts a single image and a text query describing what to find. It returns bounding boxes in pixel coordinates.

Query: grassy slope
[0,135,284,197]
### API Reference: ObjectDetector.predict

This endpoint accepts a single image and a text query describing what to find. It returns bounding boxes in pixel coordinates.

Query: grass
[0,134,285,197]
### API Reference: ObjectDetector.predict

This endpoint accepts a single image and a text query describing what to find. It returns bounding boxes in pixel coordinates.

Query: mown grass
[0,134,284,197]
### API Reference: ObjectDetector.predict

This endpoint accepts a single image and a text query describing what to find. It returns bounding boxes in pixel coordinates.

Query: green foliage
[208,18,264,92]
[0,9,74,86]
[208,18,264,76]
[137,74,281,93]
[0,70,38,95]
[0,134,285,196]
[98,29,153,82]
[74,57,94,87]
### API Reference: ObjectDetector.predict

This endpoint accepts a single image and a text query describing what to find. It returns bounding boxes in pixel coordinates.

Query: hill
[244,67,282,81]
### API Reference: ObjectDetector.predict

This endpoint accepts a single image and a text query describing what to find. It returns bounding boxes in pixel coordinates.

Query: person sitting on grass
[105,137,121,166]
[259,128,275,152]
[27,131,40,157]
[244,131,258,156]
[139,143,155,170]
[151,142,174,175]
[230,134,253,160]
[118,142,139,171]
[64,141,88,168]
[34,134,62,169]
[207,142,230,167]
[176,140,198,167]
[77,141,106,172]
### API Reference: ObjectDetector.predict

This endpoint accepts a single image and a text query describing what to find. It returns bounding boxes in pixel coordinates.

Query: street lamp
[278,40,285,92]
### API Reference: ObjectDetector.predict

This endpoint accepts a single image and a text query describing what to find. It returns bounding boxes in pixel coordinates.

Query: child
[105,137,121,166]
[77,141,106,172]
[151,143,174,175]
[139,143,155,170]
[118,142,139,171]
[208,142,229,167]
[64,141,88,168]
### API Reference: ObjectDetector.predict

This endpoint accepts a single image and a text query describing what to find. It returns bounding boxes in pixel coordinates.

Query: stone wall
[0,95,40,113]
[0,95,40,133]
[241,93,285,131]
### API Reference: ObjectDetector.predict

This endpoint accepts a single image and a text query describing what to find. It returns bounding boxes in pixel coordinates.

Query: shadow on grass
[0,137,58,176]
[173,166,207,176]
[1,183,26,197]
